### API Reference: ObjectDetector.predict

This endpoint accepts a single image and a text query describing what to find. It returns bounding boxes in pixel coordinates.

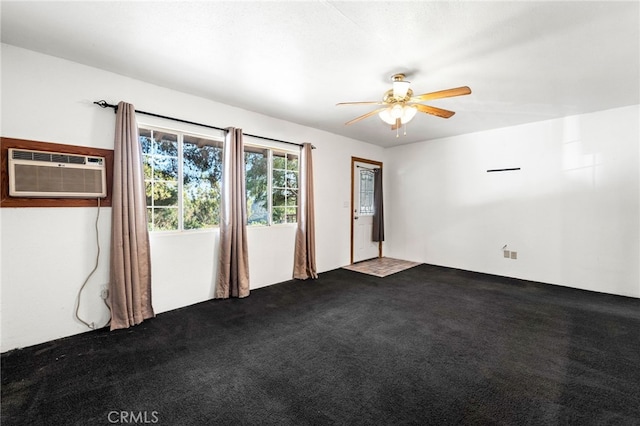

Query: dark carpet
[2,264,640,425]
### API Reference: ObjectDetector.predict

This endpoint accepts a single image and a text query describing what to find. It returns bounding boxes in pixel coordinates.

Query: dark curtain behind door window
[372,168,384,242]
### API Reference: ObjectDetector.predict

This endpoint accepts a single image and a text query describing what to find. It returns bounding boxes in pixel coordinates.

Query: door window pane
[359,169,375,215]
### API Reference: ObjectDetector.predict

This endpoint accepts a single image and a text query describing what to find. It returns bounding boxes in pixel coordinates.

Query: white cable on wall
[74,198,109,330]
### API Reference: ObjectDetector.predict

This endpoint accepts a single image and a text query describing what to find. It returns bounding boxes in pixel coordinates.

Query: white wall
[0,44,384,352]
[385,105,640,298]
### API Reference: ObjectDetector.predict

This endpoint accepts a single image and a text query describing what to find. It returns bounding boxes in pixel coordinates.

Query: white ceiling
[1,1,638,147]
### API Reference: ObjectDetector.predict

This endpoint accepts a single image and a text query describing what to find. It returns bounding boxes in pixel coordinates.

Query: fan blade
[410,103,456,119]
[391,118,401,131]
[411,86,471,102]
[344,108,387,125]
[336,101,384,106]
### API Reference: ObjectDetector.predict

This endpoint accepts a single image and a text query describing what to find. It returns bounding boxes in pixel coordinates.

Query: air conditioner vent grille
[12,149,86,165]
[14,164,103,194]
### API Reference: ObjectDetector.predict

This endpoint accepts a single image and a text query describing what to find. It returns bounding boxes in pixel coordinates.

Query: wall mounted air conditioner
[8,148,107,198]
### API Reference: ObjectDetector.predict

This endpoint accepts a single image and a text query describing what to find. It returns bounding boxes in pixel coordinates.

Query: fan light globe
[378,108,395,125]
[391,104,404,119]
[379,105,418,125]
[401,106,418,124]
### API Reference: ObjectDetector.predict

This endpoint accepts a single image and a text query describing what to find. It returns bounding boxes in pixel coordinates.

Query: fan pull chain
[396,126,399,138]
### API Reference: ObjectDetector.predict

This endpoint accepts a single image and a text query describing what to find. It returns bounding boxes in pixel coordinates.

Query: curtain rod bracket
[94,100,118,113]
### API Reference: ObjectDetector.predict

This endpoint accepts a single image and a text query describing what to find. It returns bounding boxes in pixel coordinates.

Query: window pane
[271,151,299,224]
[244,146,300,226]
[245,150,268,225]
[143,156,153,180]
[183,137,222,229]
[153,181,178,206]
[285,206,297,223]
[272,154,286,170]
[359,169,375,215]
[183,136,222,181]
[153,156,178,181]
[153,207,178,231]
[153,132,178,156]
[272,206,285,224]
[145,181,153,205]
[184,183,219,229]
[184,135,222,150]
[272,188,297,207]
[248,202,268,225]
[183,143,222,185]
[286,154,298,171]
[286,171,298,188]
[272,169,285,188]
[273,188,286,207]
[140,129,152,154]
[272,206,297,224]
[146,207,153,231]
[286,191,298,207]
[141,127,224,232]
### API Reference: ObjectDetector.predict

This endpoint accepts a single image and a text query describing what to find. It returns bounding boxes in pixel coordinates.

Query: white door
[352,161,380,263]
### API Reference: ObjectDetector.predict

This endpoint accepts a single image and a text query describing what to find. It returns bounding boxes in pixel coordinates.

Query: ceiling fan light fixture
[401,105,418,124]
[378,104,417,126]
[338,72,471,135]
[390,104,404,119]
[378,108,395,125]
[392,80,411,98]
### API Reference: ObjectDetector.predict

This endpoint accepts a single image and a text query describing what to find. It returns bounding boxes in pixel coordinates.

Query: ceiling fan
[337,73,471,137]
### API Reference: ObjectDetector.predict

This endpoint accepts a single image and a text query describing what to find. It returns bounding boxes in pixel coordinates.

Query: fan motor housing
[382,88,413,104]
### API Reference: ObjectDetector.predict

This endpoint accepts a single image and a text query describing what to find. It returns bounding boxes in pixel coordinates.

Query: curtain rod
[93,100,315,149]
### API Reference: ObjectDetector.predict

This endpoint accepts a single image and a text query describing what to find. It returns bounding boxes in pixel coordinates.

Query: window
[272,151,299,224]
[140,127,223,231]
[245,145,299,226]
[140,127,297,230]
[245,146,268,225]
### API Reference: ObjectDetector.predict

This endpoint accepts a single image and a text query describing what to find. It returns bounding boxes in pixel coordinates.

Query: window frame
[139,123,225,233]
[243,139,300,227]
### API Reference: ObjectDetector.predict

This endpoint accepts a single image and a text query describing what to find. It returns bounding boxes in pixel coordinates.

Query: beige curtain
[293,143,318,279]
[215,128,250,298]
[109,101,155,330]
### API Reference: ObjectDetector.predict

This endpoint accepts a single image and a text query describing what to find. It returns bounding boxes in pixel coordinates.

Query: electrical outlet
[100,285,109,300]
[503,250,510,258]
[510,251,518,260]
